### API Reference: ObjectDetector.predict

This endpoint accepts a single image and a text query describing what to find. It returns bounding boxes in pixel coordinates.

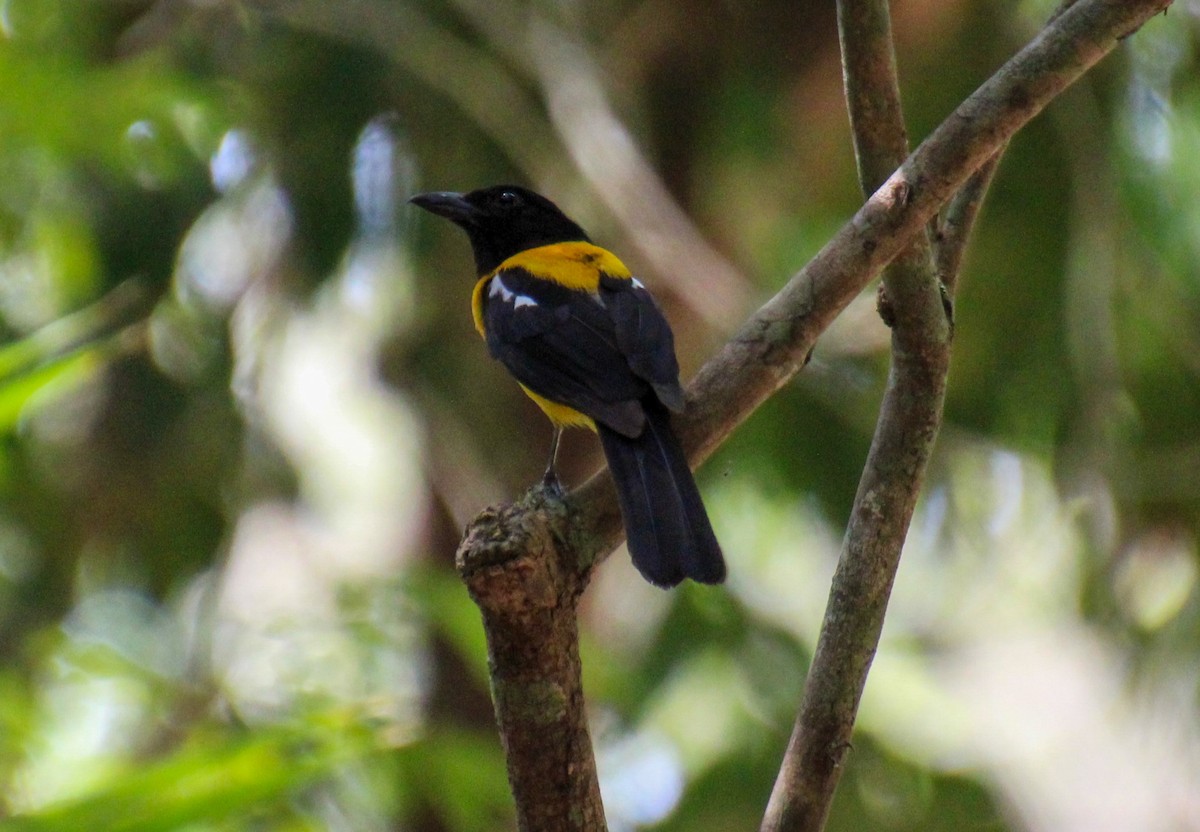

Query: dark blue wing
[481,267,684,437]
[601,274,685,412]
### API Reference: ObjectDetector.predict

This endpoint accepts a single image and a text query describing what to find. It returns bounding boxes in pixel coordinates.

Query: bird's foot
[541,468,565,499]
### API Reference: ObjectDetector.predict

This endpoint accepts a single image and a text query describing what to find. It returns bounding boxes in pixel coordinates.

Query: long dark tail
[597,400,725,587]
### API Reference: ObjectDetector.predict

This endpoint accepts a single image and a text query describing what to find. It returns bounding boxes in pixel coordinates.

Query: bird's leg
[542,427,564,495]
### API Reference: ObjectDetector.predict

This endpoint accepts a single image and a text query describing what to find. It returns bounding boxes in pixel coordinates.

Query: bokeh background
[1,1,1198,830]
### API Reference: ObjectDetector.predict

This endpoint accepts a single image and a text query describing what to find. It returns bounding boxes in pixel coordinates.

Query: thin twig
[0,279,154,382]
[937,154,1003,296]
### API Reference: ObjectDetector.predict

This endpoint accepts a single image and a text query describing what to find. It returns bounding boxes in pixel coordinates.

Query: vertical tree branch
[836,0,911,191]
[759,0,1137,824]
[763,1,950,829]
[456,491,606,832]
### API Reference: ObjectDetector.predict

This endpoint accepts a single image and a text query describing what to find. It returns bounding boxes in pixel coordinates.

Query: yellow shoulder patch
[471,241,632,338]
[496,241,632,292]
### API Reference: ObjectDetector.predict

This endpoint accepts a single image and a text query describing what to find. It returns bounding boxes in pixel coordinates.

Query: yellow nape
[520,385,597,431]
[497,241,632,291]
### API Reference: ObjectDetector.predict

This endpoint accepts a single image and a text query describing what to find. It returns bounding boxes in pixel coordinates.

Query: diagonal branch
[568,0,1171,558]
[451,0,1172,828]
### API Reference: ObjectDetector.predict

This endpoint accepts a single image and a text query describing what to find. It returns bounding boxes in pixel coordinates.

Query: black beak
[409,191,477,225]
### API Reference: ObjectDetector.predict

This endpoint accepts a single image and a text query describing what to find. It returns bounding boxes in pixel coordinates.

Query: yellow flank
[471,276,489,337]
[520,385,597,431]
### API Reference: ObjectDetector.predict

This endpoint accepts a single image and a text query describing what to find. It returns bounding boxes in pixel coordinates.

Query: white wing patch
[490,276,537,309]
[631,277,645,289]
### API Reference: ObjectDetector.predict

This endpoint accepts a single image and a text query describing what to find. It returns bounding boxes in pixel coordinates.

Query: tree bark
[457,491,606,832]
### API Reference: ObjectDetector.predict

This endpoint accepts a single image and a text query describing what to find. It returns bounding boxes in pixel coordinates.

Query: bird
[410,184,724,588]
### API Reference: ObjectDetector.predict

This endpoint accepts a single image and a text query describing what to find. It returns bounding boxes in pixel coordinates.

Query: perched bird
[411,185,724,588]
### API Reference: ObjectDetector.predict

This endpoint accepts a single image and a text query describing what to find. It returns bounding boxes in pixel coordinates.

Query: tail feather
[597,400,725,587]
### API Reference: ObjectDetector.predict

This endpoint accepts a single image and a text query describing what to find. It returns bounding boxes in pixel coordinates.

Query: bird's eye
[497,190,520,207]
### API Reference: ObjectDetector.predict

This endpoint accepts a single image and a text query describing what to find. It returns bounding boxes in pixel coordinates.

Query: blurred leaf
[407,567,491,689]
[0,43,213,178]
[0,348,99,435]
[398,728,512,832]
[5,728,345,832]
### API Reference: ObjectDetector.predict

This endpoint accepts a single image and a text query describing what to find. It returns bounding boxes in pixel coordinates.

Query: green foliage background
[0,1,1198,830]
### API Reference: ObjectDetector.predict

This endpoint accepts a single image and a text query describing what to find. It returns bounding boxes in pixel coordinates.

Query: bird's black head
[410,185,591,276]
